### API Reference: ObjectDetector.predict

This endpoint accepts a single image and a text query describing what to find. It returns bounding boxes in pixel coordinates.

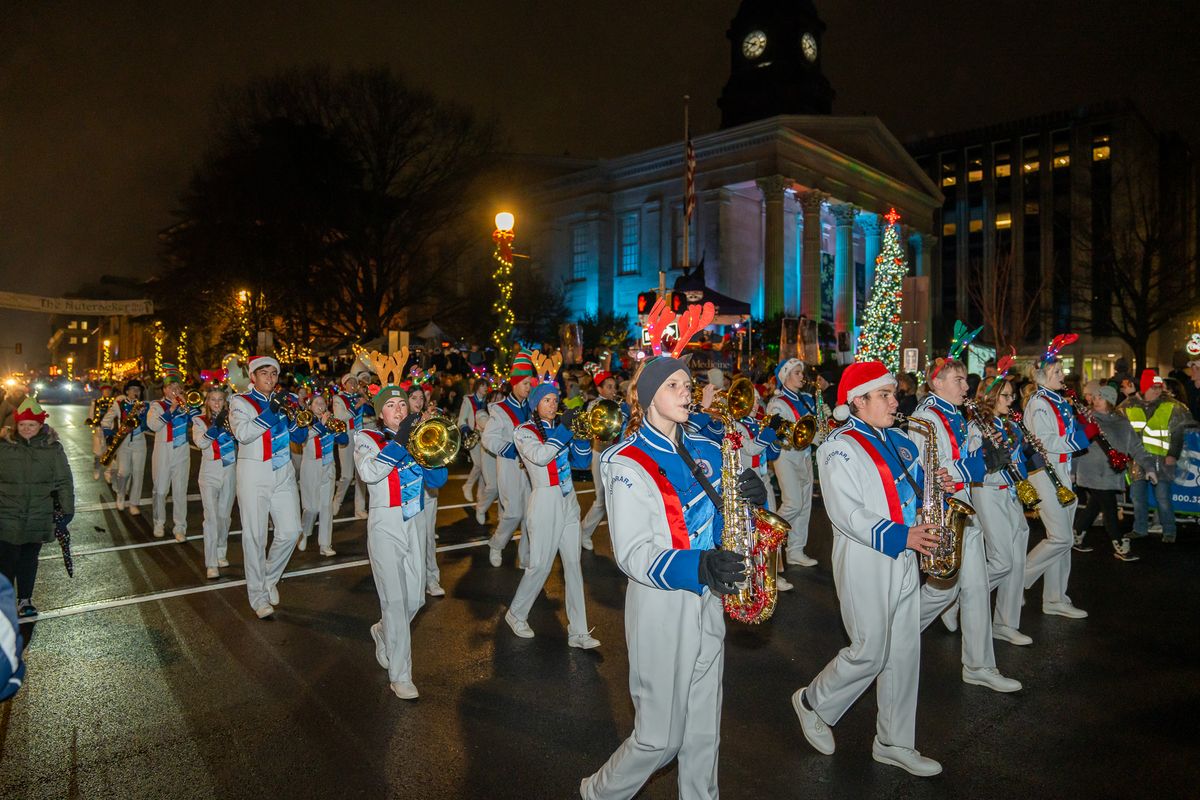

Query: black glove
[393,414,419,448]
[214,410,229,430]
[764,414,787,433]
[268,396,284,415]
[561,406,578,430]
[736,468,768,506]
[698,549,746,596]
[982,439,1009,474]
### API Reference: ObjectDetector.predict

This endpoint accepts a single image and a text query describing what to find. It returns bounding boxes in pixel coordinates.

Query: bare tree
[968,248,1050,354]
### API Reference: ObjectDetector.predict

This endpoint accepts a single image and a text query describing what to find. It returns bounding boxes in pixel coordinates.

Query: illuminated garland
[855,208,907,372]
[153,322,165,377]
[177,326,188,381]
[102,340,112,381]
[236,290,251,361]
[490,228,515,371]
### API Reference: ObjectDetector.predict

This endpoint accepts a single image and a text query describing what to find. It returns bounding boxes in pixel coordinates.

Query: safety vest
[1126,402,1176,456]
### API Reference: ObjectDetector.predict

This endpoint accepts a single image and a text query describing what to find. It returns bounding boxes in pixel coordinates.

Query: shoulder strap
[673,430,724,511]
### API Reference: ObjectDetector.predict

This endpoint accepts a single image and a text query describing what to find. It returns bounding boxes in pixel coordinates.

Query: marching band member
[332,373,371,519]
[472,390,501,525]
[146,369,200,541]
[968,361,1035,645]
[406,384,445,597]
[458,378,490,504]
[295,394,348,557]
[87,384,115,481]
[504,382,598,648]
[355,385,449,700]
[229,356,303,619]
[766,358,819,568]
[792,361,949,777]
[101,379,148,515]
[483,352,535,568]
[912,341,1021,693]
[735,394,792,592]
[579,370,630,551]
[1022,335,1092,619]
[192,388,237,579]
[582,355,761,800]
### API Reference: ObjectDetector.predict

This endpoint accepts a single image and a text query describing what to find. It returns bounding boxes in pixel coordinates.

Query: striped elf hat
[509,350,538,385]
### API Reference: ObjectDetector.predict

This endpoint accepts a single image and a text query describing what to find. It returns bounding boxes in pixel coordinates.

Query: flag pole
[682,94,690,272]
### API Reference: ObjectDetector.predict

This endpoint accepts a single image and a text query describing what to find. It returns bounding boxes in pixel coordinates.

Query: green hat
[372,384,409,416]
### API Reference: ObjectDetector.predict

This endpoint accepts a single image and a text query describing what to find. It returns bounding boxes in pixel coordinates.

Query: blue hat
[528,382,560,410]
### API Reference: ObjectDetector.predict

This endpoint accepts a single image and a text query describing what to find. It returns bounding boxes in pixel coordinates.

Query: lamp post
[491,211,516,371]
[66,356,74,381]
[103,339,112,381]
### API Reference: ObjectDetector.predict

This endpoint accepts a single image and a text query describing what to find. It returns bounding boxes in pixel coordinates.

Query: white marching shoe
[218,558,230,568]
[1043,599,1088,619]
[872,738,942,777]
[581,537,594,552]
[128,506,141,516]
[962,666,1022,693]
[488,547,502,567]
[205,567,219,580]
[505,610,534,638]
[390,680,419,700]
[255,605,275,619]
[992,624,1033,646]
[371,622,389,669]
[297,534,308,552]
[268,584,279,606]
[426,584,446,597]
[775,574,794,592]
[319,547,336,557]
[173,530,186,543]
[475,508,487,526]
[152,525,165,539]
[791,688,835,755]
[568,633,601,650]
[788,551,818,568]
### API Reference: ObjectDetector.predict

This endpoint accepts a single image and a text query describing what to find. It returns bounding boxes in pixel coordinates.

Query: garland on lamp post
[236,290,251,361]
[102,339,112,382]
[177,326,189,381]
[491,213,516,371]
[153,322,165,378]
[855,208,908,373]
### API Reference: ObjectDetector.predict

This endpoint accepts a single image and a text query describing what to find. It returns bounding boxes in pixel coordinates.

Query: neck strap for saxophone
[672,427,724,511]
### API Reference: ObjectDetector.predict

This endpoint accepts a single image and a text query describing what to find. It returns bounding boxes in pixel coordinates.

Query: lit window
[1053,155,1071,169]
[942,175,958,187]
[995,212,1012,229]
[1025,200,1040,215]
[968,169,983,183]
[69,336,78,344]
[968,219,984,233]
[1092,146,1111,161]
[943,222,957,236]
[82,336,89,344]
[618,212,640,276]
[68,321,78,329]
[1023,161,1040,173]
[571,225,590,281]
[995,163,1012,178]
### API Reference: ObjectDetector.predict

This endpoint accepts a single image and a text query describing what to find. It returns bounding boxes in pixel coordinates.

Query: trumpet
[462,428,482,451]
[184,390,204,409]
[325,416,347,434]
[760,412,817,450]
[408,414,461,469]
[281,405,314,427]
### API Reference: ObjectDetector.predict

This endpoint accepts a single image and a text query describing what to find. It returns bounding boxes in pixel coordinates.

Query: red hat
[1139,369,1163,395]
[13,397,48,424]
[592,371,613,388]
[508,350,538,386]
[833,361,896,421]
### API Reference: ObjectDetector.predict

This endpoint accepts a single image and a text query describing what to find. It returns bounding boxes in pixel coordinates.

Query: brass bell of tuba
[570,398,624,441]
[408,415,461,469]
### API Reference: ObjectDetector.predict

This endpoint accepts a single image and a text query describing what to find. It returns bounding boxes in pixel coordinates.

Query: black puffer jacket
[0,425,75,545]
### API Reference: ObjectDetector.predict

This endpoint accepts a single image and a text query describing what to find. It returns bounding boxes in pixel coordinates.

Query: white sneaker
[297,534,308,552]
[427,584,446,597]
[370,622,389,669]
[269,584,279,606]
[581,537,594,552]
[476,508,487,525]
[775,574,794,592]
[941,601,960,633]
[992,624,1033,646]
[255,605,275,619]
[568,633,601,650]
[173,530,186,543]
[116,497,125,510]
[153,525,165,539]
[206,567,219,579]
[390,680,419,700]
[218,558,230,568]
[489,547,502,567]
[871,738,942,777]
[463,488,474,504]
[962,666,1022,693]
[505,610,534,638]
[1043,600,1088,619]
[1112,539,1140,562]
[128,506,141,516]
[791,688,835,755]
[789,551,818,568]
[355,510,368,520]
[1148,523,1164,535]
[320,547,336,557]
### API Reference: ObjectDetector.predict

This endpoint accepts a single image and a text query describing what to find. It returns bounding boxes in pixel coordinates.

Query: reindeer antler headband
[643,297,716,359]
[1037,333,1078,368]
[984,347,1017,394]
[929,320,983,380]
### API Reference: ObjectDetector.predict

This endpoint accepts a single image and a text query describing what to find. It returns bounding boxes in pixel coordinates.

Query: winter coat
[0,425,75,545]
[1074,410,1155,491]
[1117,396,1195,459]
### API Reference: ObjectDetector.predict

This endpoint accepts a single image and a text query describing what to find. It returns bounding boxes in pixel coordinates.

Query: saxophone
[695,377,791,623]
[900,414,976,580]
[1010,411,1077,506]
[962,399,1041,510]
[100,401,145,467]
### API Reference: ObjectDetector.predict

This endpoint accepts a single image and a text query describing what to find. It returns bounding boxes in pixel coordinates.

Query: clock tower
[718,0,835,128]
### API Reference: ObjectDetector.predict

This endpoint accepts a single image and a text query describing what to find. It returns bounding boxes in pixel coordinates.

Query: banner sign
[1148,430,1200,516]
[0,291,153,316]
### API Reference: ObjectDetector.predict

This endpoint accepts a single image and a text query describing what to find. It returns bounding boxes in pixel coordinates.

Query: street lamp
[491,211,517,370]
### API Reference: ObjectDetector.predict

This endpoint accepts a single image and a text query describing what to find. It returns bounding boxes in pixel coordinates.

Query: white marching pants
[236,460,301,610]
[972,486,1029,630]
[116,437,147,508]
[1023,465,1077,604]
[367,505,426,684]
[582,586,724,800]
[198,463,236,568]
[300,459,336,550]
[919,524,996,670]
[334,441,366,516]
[474,449,499,518]
[152,445,191,533]
[509,488,588,634]
[774,452,813,559]
[463,444,483,499]
[422,495,440,589]
[580,454,607,544]
[489,458,530,562]
[807,540,921,749]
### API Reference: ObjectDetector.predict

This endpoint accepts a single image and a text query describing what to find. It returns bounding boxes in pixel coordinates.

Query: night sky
[2,0,1196,371]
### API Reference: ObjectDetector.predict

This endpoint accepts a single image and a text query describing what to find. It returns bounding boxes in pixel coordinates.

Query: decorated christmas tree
[856,208,908,372]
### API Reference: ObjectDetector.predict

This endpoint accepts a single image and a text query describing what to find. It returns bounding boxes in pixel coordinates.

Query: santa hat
[509,350,538,386]
[248,355,281,375]
[833,361,896,421]
[592,370,614,388]
[775,358,804,385]
[340,373,359,387]
[13,397,47,424]
[1139,369,1163,395]
[529,382,560,410]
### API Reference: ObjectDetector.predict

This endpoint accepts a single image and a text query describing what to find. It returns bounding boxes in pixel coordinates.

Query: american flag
[684,132,696,222]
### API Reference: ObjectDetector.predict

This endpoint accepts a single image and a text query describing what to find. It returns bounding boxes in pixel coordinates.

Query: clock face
[742,30,767,60]
[801,32,818,62]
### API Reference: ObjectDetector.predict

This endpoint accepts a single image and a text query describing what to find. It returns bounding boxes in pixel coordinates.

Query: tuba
[696,377,791,624]
[900,414,976,580]
[571,398,624,441]
[408,415,461,469]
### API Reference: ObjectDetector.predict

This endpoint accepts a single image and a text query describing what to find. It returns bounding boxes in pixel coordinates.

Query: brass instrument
[184,390,204,409]
[461,428,482,451]
[962,399,1041,510]
[901,413,976,580]
[408,414,461,469]
[571,398,624,441]
[761,412,817,450]
[281,405,314,427]
[1009,411,1077,506]
[699,377,791,624]
[100,401,145,467]
[325,416,347,434]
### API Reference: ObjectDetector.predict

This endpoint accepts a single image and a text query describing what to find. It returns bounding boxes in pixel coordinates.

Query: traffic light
[636,291,658,315]
[670,291,689,313]
[13,342,21,355]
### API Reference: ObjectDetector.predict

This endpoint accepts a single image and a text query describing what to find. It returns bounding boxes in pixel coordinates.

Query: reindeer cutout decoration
[366,346,411,386]
[643,297,717,358]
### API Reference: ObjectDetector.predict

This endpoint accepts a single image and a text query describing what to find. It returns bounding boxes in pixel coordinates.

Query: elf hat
[509,350,538,386]
[13,397,47,424]
[592,371,614,388]
[833,361,896,421]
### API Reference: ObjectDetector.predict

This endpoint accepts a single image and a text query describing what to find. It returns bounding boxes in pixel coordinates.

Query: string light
[153,322,165,377]
[490,216,516,371]
[177,326,188,381]
[102,339,112,381]
[236,289,251,361]
[856,208,907,372]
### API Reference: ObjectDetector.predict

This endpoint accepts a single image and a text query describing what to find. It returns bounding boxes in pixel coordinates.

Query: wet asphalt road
[1,404,1197,799]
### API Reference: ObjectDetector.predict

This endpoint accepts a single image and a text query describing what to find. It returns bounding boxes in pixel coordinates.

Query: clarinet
[1010,411,1077,506]
[962,400,1041,510]
[1064,390,1131,471]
